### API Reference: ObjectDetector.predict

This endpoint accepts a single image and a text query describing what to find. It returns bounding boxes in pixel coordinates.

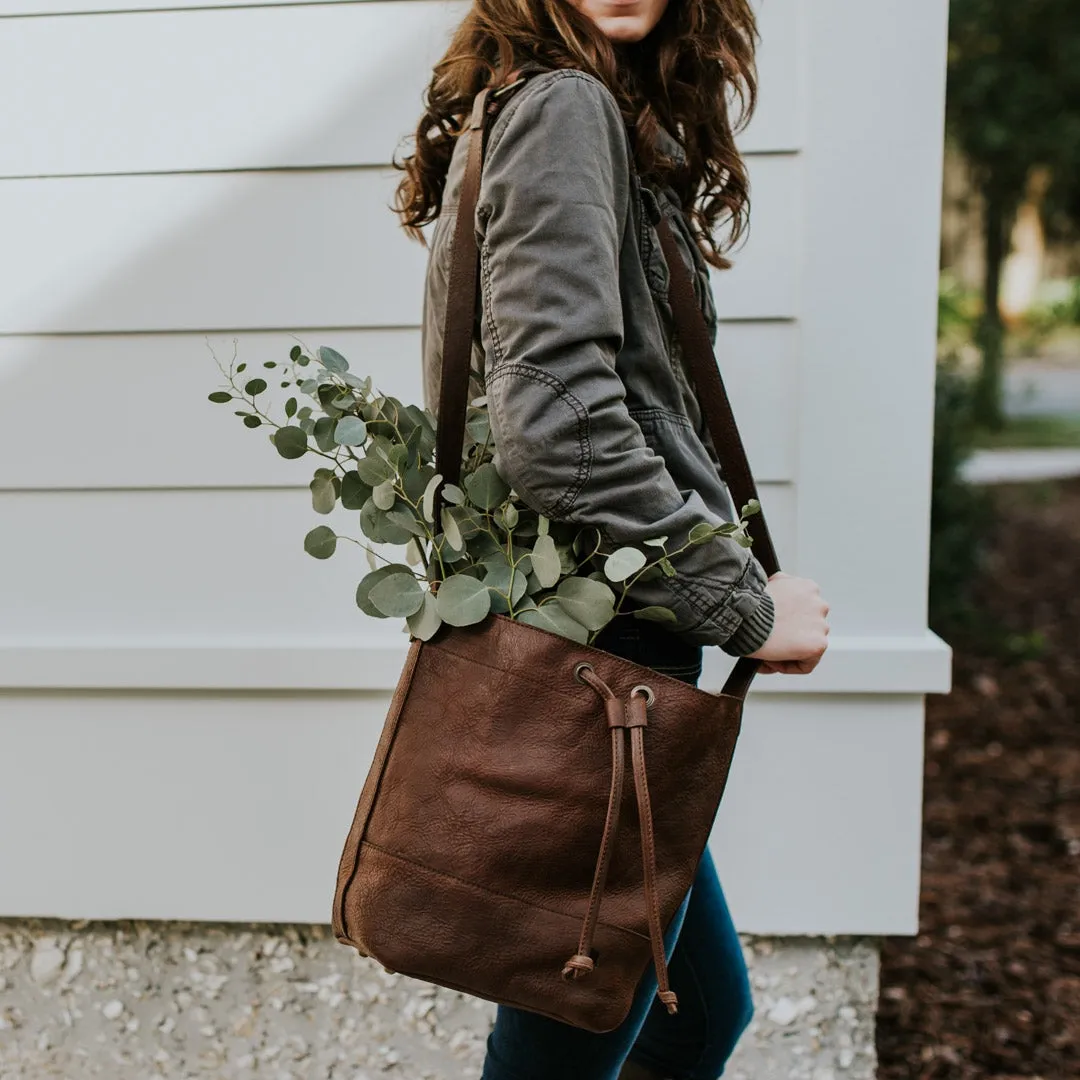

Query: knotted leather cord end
[561,954,595,980]
[658,989,679,1015]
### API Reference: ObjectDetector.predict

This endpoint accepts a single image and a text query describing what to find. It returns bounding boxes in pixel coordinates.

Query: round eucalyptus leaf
[403,464,436,504]
[386,509,428,537]
[735,532,754,549]
[442,484,466,506]
[643,536,669,549]
[236,362,247,373]
[406,591,442,641]
[555,576,615,631]
[244,378,267,396]
[303,525,337,559]
[289,345,302,361]
[741,499,761,518]
[369,572,425,618]
[355,563,414,617]
[372,479,396,511]
[688,522,716,544]
[422,473,442,524]
[659,557,677,578]
[632,605,680,625]
[263,361,277,369]
[334,416,367,446]
[502,503,519,529]
[356,453,395,487]
[284,397,298,418]
[318,345,349,373]
[313,416,337,453]
[537,514,550,537]
[466,411,490,445]
[242,415,261,429]
[340,471,372,511]
[208,391,232,404]
[531,534,562,588]
[310,474,336,515]
[360,498,415,546]
[483,561,528,614]
[388,443,409,471]
[405,538,424,567]
[435,575,491,627]
[300,379,319,396]
[517,603,589,644]
[464,462,510,510]
[603,547,647,583]
[440,507,463,552]
[273,426,308,460]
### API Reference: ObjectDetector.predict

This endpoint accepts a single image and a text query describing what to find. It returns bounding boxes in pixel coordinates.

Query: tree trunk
[973,182,1011,430]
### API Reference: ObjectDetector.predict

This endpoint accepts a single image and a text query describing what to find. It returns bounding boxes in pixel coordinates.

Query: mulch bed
[876,480,1080,1079]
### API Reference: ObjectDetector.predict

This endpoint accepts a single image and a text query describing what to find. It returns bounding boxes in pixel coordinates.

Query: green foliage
[209,342,761,645]
[947,0,1080,426]
[928,359,993,636]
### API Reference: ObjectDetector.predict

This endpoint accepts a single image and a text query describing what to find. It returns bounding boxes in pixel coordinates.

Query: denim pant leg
[624,846,754,1079]
[480,620,750,1080]
[479,886,693,1080]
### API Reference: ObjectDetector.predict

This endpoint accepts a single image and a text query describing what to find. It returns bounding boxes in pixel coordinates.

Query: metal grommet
[573,662,594,683]
[630,684,656,707]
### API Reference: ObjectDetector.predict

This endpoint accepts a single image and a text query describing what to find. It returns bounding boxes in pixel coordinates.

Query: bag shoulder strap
[436,74,780,585]
[651,217,780,576]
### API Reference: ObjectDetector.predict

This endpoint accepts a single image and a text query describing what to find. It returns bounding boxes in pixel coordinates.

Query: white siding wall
[0,0,950,935]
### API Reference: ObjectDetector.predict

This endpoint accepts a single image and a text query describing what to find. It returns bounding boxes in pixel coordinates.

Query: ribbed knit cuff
[720,589,775,657]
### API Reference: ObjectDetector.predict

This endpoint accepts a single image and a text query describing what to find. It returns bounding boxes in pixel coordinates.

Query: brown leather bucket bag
[332,76,781,1035]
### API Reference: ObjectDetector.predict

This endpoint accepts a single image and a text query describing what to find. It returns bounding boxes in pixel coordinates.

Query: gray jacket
[421,69,774,654]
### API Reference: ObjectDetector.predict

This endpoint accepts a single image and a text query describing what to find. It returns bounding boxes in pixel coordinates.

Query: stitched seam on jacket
[479,242,507,375]
[486,362,593,519]
[628,406,694,430]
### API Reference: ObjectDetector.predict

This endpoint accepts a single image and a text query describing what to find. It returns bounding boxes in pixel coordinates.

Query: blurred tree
[947,0,1080,427]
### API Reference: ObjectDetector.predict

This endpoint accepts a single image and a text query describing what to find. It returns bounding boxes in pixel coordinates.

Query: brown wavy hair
[394,0,758,269]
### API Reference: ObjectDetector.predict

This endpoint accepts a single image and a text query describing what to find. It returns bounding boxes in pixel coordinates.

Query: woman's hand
[748,572,830,675]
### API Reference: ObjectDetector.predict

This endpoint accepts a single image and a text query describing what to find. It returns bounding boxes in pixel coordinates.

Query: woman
[398,0,830,1077]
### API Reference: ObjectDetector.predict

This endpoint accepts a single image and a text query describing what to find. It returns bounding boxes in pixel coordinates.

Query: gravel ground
[876,480,1080,1078]
[0,921,877,1079]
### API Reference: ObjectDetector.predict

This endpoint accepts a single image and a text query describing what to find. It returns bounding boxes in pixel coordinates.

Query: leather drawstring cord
[562,663,679,1016]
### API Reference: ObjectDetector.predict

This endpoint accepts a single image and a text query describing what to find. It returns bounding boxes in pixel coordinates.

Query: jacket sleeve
[476,72,774,654]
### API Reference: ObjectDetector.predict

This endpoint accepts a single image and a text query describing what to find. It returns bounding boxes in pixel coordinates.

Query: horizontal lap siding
[0,483,797,641]
[0,324,797,488]
[0,1,799,164]
[0,0,940,935]
[0,159,797,334]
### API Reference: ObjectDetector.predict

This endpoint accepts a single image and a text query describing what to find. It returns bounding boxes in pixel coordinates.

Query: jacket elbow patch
[487,362,592,520]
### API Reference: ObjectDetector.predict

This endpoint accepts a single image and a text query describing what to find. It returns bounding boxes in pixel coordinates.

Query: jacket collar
[654,125,687,167]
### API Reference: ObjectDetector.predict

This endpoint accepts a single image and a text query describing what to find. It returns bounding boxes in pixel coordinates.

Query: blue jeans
[480,620,754,1080]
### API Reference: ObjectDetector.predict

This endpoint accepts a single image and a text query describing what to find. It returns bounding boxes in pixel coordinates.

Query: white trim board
[0,689,925,934]
[0,632,952,694]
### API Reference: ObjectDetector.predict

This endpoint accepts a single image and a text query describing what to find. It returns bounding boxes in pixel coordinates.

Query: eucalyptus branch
[210,339,758,646]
